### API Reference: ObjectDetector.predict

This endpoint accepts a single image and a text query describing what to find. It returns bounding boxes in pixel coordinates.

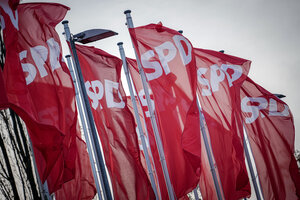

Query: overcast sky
[23,0,300,150]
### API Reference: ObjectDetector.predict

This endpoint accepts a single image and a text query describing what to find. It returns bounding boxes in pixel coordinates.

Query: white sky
[22,0,300,151]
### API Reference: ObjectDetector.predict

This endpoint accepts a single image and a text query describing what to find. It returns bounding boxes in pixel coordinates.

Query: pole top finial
[62,20,69,24]
[124,10,131,14]
[117,42,123,46]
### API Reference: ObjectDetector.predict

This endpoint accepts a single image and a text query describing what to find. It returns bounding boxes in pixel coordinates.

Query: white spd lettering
[47,38,62,71]
[138,89,155,118]
[19,51,36,85]
[241,97,289,124]
[85,80,104,110]
[173,35,192,65]
[85,79,125,110]
[141,35,192,81]
[210,64,225,92]
[135,126,150,151]
[0,0,18,30]
[155,41,176,75]
[197,64,243,96]
[269,98,289,117]
[105,80,125,109]
[141,50,162,81]
[221,64,243,87]
[30,45,48,78]
[19,38,62,85]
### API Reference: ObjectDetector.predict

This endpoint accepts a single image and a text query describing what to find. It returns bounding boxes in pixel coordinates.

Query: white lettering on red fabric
[140,35,192,81]
[20,38,62,85]
[85,79,125,110]
[241,97,289,124]
[197,64,243,96]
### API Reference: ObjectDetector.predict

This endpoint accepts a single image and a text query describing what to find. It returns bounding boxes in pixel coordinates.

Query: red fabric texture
[0,68,8,108]
[0,2,80,193]
[241,77,300,200]
[54,123,96,200]
[8,0,19,10]
[195,48,251,200]
[198,127,218,200]
[74,43,155,200]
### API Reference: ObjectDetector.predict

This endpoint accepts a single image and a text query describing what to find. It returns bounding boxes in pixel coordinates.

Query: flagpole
[65,55,103,200]
[124,10,175,200]
[62,20,112,200]
[28,138,50,200]
[193,185,199,200]
[196,97,224,200]
[118,42,160,199]
[243,125,263,200]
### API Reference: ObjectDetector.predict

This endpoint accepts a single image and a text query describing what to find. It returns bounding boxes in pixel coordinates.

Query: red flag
[241,77,300,199]
[74,43,155,200]
[198,130,218,200]
[0,68,8,108]
[8,0,19,10]
[55,123,96,200]
[0,2,77,191]
[195,48,251,199]
[126,43,199,199]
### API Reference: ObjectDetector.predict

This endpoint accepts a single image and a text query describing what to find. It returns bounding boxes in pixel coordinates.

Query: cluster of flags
[0,1,299,200]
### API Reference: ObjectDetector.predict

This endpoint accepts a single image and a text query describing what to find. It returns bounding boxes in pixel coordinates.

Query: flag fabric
[195,48,251,199]
[126,45,199,199]
[198,128,219,200]
[0,2,78,192]
[74,43,155,200]
[129,23,201,162]
[241,77,300,199]
[0,68,8,108]
[8,0,20,10]
[55,123,96,200]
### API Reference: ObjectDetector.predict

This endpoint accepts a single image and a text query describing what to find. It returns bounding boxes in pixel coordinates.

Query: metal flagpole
[65,55,103,200]
[124,10,175,200]
[243,125,263,200]
[42,182,52,200]
[28,138,50,200]
[193,185,200,200]
[140,108,162,198]
[118,42,160,199]
[196,97,224,200]
[62,20,112,200]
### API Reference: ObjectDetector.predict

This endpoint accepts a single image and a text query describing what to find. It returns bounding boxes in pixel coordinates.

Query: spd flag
[126,44,199,199]
[241,77,300,199]
[195,48,251,200]
[74,43,155,200]
[0,2,78,191]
